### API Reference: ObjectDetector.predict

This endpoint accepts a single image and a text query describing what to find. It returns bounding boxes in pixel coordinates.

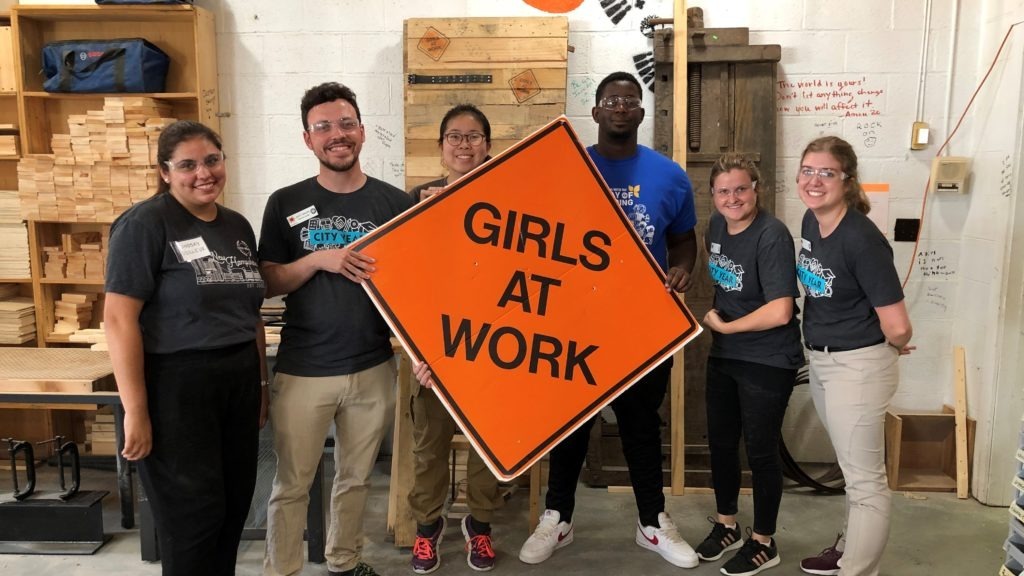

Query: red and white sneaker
[518,509,574,564]
[635,512,699,568]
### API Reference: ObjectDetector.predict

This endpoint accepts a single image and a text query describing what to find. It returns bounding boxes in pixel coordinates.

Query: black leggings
[705,356,795,536]
[139,341,261,576]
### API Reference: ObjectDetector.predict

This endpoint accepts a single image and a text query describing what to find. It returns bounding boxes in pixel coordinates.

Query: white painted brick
[342,34,403,75]
[959,237,1003,286]
[265,154,320,193]
[771,32,848,75]
[805,0,893,31]
[227,155,269,200]
[564,0,656,33]
[845,31,922,74]
[920,192,970,240]
[302,0,385,33]
[360,156,385,182]
[890,391,946,412]
[381,155,408,190]
[588,30,653,75]
[221,0,309,34]
[338,76,394,117]
[927,29,953,72]
[883,74,920,118]
[219,116,270,158]
[895,0,953,31]
[909,238,960,282]
[466,0,557,18]
[691,0,804,30]
[217,33,265,76]
[266,116,310,156]
[262,34,345,75]
[839,117,902,159]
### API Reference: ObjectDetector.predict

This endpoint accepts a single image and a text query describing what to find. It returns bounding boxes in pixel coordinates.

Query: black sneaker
[720,529,780,576]
[695,516,743,561]
[352,563,380,576]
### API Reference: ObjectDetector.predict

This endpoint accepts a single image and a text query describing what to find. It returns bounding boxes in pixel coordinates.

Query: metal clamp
[3,438,36,501]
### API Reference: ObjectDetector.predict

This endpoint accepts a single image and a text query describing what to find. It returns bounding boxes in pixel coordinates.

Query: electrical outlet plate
[911,121,930,150]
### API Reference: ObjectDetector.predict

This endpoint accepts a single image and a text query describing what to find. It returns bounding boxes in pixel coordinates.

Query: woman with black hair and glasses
[406,104,500,574]
[105,120,268,576]
[795,136,913,576]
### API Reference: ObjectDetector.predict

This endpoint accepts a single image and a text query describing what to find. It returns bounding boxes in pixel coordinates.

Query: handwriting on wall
[1000,154,1013,197]
[374,125,396,150]
[777,77,885,118]
[924,285,949,313]
[388,160,404,181]
[569,76,597,110]
[916,250,956,279]
[857,121,882,148]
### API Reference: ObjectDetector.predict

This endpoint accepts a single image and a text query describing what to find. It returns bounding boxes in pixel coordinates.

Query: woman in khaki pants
[793,136,913,576]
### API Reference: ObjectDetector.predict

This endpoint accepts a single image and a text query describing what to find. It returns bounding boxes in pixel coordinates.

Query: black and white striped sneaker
[695,516,743,561]
[720,529,780,576]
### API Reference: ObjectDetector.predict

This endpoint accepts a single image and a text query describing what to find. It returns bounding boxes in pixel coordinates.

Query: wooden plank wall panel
[403,17,568,190]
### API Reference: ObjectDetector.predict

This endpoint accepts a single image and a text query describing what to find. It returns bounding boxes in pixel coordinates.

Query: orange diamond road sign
[356,117,701,480]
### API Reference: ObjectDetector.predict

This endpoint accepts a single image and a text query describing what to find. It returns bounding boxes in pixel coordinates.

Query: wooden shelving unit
[9,3,219,347]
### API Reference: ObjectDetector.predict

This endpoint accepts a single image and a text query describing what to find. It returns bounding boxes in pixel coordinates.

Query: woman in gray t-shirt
[694,154,802,576]
[795,136,913,576]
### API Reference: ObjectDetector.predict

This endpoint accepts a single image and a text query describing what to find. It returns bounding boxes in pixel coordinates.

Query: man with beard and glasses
[258,82,414,576]
[518,71,700,569]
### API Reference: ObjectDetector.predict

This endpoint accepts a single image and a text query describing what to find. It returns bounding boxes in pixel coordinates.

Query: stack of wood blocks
[52,292,98,335]
[0,124,17,157]
[0,188,30,278]
[86,407,117,456]
[0,283,35,344]
[16,97,176,222]
[43,230,108,281]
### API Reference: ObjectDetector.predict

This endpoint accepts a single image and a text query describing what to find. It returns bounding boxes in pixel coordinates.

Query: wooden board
[0,26,13,92]
[953,345,969,498]
[403,16,568,190]
[0,347,114,393]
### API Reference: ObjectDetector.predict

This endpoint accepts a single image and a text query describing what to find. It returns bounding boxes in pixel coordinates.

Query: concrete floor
[0,462,1010,576]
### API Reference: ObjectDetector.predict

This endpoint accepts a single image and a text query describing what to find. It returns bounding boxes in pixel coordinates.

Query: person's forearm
[256,319,268,382]
[105,310,147,416]
[719,298,793,334]
[261,254,321,297]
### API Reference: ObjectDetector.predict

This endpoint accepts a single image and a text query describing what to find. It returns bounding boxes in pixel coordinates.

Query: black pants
[139,341,261,576]
[705,356,795,536]
[545,361,671,527]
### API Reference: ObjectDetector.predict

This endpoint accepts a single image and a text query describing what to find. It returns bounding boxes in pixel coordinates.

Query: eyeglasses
[798,167,847,181]
[164,152,226,174]
[712,184,756,197]
[598,96,642,111]
[444,132,486,146]
[308,118,361,135]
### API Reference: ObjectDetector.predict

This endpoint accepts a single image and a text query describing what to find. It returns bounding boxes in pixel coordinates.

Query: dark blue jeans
[705,356,795,536]
[545,361,671,527]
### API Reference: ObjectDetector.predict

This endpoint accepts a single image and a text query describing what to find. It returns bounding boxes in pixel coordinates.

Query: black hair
[156,120,223,195]
[437,104,491,145]
[300,82,361,130]
[595,71,643,105]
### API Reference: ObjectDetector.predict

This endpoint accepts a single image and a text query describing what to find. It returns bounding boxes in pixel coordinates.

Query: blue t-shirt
[587,145,697,271]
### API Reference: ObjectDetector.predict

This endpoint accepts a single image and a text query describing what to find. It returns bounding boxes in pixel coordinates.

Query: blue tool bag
[42,38,171,93]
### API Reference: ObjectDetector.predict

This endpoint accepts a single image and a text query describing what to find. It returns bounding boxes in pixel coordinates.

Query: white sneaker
[635,512,699,568]
[518,509,574,564]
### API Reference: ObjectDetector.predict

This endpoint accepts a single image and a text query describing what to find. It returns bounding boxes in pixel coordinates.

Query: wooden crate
[885,405,976,492]
[403,16,568,190]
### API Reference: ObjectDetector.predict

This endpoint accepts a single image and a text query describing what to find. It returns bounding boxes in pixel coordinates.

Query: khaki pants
[407,385,499,525]
[263,360,396,575]
[808,343,900,576]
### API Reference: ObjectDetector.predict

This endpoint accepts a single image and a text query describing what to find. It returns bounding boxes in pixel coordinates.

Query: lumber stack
[0,123,17,157]
[86,407,117,456]
[0,283,36,344]
[0,189,30,278]
[52,292,98,335]
[16,97,176,222]
[43,230,109,281]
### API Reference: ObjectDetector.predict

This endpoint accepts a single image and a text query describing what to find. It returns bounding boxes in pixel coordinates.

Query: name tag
[710,242,721,254]
[801,238,812,252]
[287,205,318,227]
[174,236,212,262]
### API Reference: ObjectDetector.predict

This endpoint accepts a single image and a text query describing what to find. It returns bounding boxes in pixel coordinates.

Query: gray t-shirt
[106,193,265,354]
[797,208,904,348]
[705,211,804,369]
[258,176,414,377]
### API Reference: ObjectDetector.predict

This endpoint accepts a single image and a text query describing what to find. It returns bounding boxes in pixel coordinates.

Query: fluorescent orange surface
[522,0,585,13]
[357,117,701,480]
